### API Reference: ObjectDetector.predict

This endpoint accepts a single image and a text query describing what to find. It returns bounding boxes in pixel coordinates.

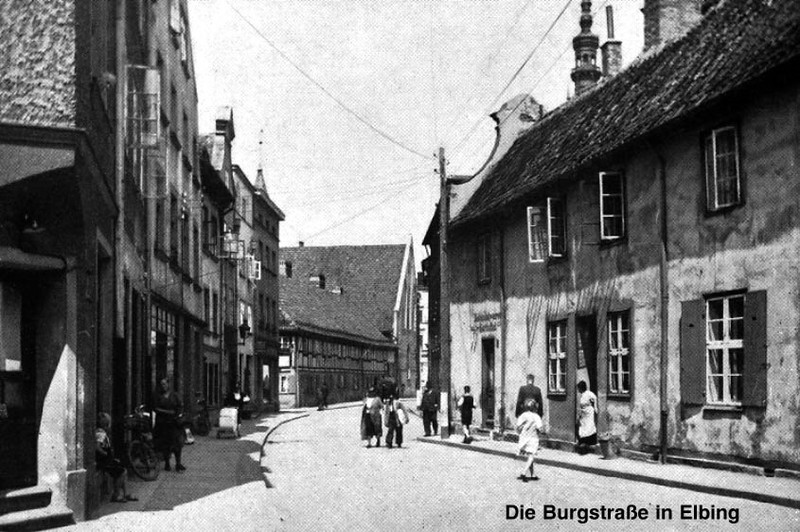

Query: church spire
[570,0,602,96]
[254,129,267,193]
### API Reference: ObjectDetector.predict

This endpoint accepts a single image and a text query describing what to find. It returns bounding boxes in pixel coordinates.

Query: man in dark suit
[515,374,543,417]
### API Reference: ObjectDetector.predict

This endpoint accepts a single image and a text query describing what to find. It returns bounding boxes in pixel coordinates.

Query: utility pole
[437,147,451,438]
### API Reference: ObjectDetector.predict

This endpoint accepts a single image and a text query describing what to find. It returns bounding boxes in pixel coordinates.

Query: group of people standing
[360,387,409,448]
[512,374,599,481]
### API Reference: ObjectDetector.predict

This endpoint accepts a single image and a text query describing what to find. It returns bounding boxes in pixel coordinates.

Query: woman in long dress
[360,387,383,447]
[153,377,185,471]
[576,380,598,453]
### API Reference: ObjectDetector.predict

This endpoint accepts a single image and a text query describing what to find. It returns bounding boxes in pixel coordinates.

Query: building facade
[278,243,417,404]
[0,0,120,521]
[251,166,284,410]
[278,273,397,408]
[442,0,800,472]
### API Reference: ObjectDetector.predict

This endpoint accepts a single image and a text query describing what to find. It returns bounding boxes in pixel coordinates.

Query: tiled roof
[453,0,800,226]
[279,275,395,345]
[280,245,408,335]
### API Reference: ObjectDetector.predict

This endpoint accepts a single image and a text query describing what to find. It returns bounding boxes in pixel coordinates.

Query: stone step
[0,486,52,516]
[0,505,74,531]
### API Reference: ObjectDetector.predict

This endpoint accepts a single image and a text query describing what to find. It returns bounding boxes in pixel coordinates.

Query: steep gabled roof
[453,0,800,227]
[280,245,408,335]
[279,275,394,345]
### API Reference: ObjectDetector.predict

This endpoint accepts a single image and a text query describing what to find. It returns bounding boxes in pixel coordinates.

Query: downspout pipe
[498,224,507,433]
[653,144,670,464]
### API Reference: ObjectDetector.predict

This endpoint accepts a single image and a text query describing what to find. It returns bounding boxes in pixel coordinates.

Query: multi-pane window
[608,311,631,395]
[706,294,744,404]
[599,172,625,240]
[477,233,491,283]
[704,126,740,210]
[547,197,566,257]
[527,197,566,262]
[547,321,567,393]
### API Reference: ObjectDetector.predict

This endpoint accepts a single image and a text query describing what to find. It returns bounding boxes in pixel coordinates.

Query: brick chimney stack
[601,5,622,78]
[571,0,602,96]
[642,0,703,51]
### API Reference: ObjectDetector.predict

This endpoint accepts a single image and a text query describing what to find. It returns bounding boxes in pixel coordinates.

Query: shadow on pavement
[95,414,278,517]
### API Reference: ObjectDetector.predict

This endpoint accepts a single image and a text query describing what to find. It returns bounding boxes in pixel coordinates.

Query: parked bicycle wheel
[127,439,160,481]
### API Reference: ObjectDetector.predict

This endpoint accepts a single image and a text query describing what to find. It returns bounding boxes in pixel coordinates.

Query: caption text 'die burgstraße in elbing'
[506,504,740,524]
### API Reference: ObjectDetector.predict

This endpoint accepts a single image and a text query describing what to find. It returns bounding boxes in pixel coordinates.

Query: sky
[188,0,644,267]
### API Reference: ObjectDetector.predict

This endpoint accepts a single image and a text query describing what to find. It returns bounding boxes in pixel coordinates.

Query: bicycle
[124,404,160,481]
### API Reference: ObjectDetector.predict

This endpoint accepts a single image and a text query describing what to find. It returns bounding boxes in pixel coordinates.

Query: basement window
[704,126,741,211]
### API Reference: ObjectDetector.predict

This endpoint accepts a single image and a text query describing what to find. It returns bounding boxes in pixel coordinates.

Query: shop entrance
[0,280,38,490]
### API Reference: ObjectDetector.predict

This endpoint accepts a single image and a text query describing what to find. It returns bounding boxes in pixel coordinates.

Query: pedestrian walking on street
[420,383,439,436]
[516,399,543,482]
[458,385,475,444]
[360,387,383,448]
[515,374,543,418]
[320,381,329,410]
[153,377,186,472]
[576,380,598,454]
[95,412,137,502]
[384,395,408,448]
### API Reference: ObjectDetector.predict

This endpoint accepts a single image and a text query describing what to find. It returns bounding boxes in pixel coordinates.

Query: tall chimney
[642,0,703,51]
[601,5,622,78]
[571,0,602,96]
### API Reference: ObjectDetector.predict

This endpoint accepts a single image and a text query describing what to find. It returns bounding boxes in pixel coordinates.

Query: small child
[384,395,408,448]
[457,385,475,444]
[96,412,137,502]
[516,398,543,482]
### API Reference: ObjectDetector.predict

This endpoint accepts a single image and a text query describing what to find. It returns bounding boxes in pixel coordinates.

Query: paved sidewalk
[417,432,800,510]
[90,407,308,520]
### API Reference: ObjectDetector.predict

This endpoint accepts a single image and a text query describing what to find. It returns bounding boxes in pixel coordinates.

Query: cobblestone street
[60,405,800,531]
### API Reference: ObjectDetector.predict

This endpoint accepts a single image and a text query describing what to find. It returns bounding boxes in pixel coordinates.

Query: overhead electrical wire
[448,0,574,157]
[303,178,429,241]
[224,0,433,162]
[438,0,535,144]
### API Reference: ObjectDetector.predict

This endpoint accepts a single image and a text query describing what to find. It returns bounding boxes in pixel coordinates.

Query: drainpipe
[114,0,126,412]
[655,147,669,464]
[498,224,507,433]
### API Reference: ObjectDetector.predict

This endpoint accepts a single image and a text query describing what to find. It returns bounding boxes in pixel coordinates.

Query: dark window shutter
[680,299,706,405]
[742,290,767,407]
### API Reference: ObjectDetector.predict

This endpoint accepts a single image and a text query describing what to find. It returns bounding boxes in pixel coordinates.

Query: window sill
[607,393,631,402]
[703,403,743,413]
[703,202,744,218]
[599,236,627,249]
[546,391,567,399]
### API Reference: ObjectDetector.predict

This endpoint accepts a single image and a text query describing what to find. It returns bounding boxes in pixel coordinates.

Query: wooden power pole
[437,147,451,438]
